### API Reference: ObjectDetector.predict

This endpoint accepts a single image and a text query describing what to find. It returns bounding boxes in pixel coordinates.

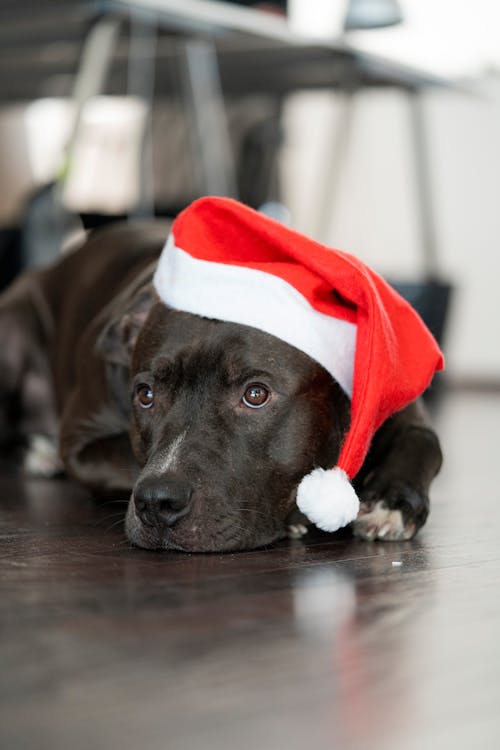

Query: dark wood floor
[1,389,499,750]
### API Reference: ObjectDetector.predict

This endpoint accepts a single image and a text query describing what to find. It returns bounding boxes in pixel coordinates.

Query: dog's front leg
[59,348,139,496]
[0,271,61,475]
[352,400,442,541]
[61,421,139,496]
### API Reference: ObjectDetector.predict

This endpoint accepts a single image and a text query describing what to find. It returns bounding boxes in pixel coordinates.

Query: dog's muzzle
[132,476,193,528]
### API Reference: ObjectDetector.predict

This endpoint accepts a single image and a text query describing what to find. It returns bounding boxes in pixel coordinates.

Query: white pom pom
[296,467,359,532]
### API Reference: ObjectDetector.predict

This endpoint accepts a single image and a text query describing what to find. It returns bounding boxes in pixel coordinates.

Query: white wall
[2,81,499,383]
[281,79,500,382]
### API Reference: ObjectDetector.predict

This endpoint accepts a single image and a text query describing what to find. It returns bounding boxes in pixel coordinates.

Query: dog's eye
[242,384,269,409]
[136,384,154,409]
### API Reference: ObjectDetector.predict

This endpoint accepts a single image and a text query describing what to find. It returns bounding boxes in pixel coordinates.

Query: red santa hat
[153,197,444,533]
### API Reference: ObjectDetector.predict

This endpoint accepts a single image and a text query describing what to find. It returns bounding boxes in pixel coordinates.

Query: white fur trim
[154,234,357,396]
[296,467,360,532]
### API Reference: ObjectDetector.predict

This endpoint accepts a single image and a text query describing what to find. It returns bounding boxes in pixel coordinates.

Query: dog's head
[121,301,350,552]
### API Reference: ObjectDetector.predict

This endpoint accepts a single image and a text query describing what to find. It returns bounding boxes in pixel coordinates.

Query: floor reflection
[291,542,434,750]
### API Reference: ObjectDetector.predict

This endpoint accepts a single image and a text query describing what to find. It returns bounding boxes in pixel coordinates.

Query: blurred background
[1,0,499,388]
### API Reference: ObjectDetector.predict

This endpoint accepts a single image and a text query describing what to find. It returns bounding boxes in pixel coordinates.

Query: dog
[0,221,442,552]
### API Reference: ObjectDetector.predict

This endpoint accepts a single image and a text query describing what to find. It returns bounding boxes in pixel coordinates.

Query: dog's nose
[133,477,193,527]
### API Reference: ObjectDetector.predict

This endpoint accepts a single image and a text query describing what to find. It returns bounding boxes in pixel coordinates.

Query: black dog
[0,222,442,551]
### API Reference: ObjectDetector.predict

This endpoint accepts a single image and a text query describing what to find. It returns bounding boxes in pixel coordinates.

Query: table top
[0,0,451,103]
[110,0,451,91]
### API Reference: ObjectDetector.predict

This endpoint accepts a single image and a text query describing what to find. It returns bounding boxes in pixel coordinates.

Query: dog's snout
[134,477,193,527]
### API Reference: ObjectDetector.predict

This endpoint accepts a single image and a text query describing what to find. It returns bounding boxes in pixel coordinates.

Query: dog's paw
[287,522,309,539]
[353,500,414,541]
[352,476,428,542]
[24,434,63,478]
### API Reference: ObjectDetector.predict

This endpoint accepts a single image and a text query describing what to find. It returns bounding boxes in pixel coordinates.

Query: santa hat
[153,197,444,533]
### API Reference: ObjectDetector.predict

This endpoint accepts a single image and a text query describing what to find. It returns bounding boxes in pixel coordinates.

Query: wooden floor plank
[1,389,499,749]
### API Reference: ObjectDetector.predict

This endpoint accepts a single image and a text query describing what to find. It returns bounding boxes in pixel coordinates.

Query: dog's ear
[96,280,155,366]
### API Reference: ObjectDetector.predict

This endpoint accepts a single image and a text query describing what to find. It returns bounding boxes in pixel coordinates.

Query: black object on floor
[391,278,453,346]
[0,227,22,292]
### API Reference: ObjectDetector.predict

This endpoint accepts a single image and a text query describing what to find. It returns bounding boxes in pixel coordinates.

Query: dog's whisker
[220,522,249,538]
[235,508,269,518]
[113,538,131,547]
[97,510,126,520]
[96,513,126,527]
[98,498,130,504]
[97,500,129,509]
[104,518,126,532]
